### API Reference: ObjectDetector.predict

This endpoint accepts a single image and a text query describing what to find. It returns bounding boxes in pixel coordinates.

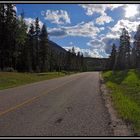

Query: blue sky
[16,4,140,58]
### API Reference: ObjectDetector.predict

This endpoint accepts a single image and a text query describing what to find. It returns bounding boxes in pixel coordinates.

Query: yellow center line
[0,76,81,117]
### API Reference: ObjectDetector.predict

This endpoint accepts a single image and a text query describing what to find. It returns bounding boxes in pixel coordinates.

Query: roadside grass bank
[0,71,77,90]
[102,69,140,135]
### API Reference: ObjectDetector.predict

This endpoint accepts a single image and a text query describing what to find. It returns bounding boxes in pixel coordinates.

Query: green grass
[102,69,140,135]
[0,71,73,90]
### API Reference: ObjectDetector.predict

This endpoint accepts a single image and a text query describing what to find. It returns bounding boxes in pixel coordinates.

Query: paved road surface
[0,72,113,136]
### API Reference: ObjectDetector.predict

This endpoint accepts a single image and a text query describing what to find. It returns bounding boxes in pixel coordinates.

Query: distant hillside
[48,41,109,71]
[48,40,67,54]
[84,57,109,71]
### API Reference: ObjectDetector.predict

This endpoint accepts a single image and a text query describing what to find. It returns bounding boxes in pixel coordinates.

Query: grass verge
[102,69,140,135]
[0,71,75,90]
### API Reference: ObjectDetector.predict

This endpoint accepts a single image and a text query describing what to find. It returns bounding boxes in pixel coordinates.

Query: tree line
[109,26,140,70]
[0,4,85,73]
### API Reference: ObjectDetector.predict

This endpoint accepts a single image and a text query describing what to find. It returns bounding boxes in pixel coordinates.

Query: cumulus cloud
[86,38,110,57]
[79,4,106,16]
[87,39,105,49]
[96,14,114,25]
[48,21,100,38]
[124,4,139,19]
[48,27,67,38]
[107,19,140,39]
[41,10,71,25]
[79,4,124,16]
[79,4,124,25]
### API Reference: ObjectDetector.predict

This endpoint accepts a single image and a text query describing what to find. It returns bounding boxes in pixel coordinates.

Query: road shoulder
[99,72,132,136]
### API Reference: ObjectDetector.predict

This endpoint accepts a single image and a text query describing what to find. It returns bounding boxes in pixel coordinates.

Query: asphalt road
[0,72,113,136]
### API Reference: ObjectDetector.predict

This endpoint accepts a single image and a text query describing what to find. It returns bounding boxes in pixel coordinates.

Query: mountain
[48,40,67,54]
[48,40,110,71]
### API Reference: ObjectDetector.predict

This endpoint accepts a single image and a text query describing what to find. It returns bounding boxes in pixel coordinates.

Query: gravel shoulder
[99,72,132,136]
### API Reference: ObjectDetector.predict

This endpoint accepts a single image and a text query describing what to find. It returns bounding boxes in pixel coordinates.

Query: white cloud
[41,10,71,25]
[79,4,106,16]
[100,27,105,31]
[86,38,109,58]
[48,21,100,38]
[87,39,105,49]
[124,4,139,19]
[96,14,114,25]
[107,19,140,39]
[79,4,123,25]
[63,46,102,58]
[79,4,124,16]
[108,4,124,10]
[13,5,17,12]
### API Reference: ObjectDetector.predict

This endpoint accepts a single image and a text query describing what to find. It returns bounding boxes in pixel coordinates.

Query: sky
[16,4,140,58]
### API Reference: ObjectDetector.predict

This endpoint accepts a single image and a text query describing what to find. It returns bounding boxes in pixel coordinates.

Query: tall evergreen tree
[39,24,49,72]
[131,46,137,69]
[16,11,28,71]
[35,17,40,72]
[4,4,17,70]
[27,23,35,72]
[0,4,5,70]
[71,47,77,71]
[80,53,86,71]
[134,24,140,68]
[77,52,81,71]
[109,43,117,70]
[115,28,131,70]
[66,49,72,72]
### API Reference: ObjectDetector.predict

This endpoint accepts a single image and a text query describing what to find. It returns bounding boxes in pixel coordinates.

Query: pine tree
[39,24,49,72]
[66,49,72,72]
[71,47,77,71]
[80,53,86,71]
[77,52,81,71]
[0,4,5,70]
[27,23,35,72]
[0,4,28,71]
[109,43,117,70]
[16,11,28,71]
[134,24,140,68]
[35,17,40,72]
[4,4,17,70]
[131,46,136,69]
[116,28,131,70]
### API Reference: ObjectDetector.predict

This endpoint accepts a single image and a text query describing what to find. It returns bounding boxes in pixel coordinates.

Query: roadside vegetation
[0,71,76,90]
[102,69,140,135]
